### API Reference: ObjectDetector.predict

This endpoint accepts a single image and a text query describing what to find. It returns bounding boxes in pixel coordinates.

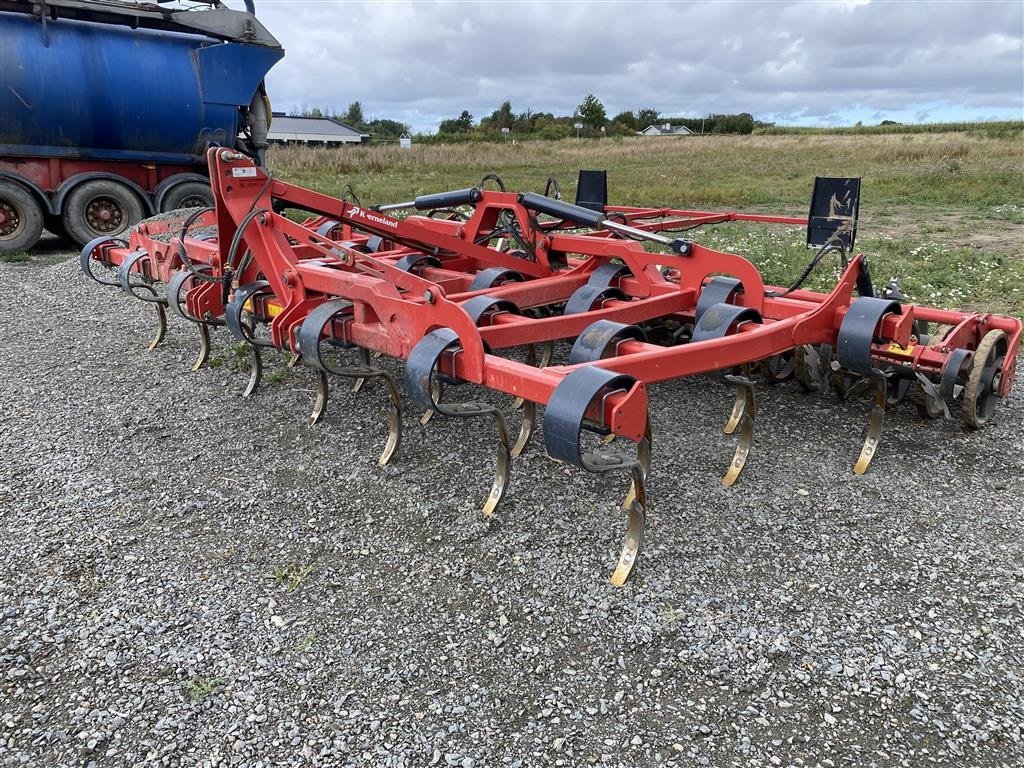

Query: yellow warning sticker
[242,299,283,318]
[886,343,913,356]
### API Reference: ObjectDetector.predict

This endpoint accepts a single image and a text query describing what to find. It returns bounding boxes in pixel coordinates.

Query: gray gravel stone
[0,253,1022,767]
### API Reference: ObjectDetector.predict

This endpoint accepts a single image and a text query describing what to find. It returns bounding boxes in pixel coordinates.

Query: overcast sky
[244,0,1024,132]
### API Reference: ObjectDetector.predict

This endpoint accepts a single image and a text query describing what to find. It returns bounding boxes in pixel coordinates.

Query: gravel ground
[1,255,1022,768]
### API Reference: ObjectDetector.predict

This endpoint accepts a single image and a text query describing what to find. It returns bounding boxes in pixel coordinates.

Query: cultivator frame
[82,148,1021,584]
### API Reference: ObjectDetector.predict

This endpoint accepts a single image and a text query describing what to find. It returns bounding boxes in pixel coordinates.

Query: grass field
[268,131,1024,315]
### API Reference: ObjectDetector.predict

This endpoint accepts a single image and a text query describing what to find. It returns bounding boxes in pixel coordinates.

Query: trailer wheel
[161,181,214,212]
[0,180,45,253]
[62,179,145,246]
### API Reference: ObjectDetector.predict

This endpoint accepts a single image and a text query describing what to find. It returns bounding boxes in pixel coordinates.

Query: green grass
[269,562,314,593]
[0,251,32,263]
[185,675,221,702]
[267,131,1024,314]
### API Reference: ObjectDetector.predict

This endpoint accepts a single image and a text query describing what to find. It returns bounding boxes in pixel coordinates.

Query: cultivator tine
[146,295,168,351]
[511,400,537,457]
[225,281,277,398]
[242,345,263,398]
[447,402,512,517]
[723,368,755,435]
[114,249,168,351]
[121,282,169,352]
[377,374,403,467]
[834,296,905,474]
[351,348,370,393]
[309,368,328,426]
[512,342,555,410]
[192,323,212,371]
[545,367,652,585]
[722,374,756,487]
[611,463,647,587]
[419,379,442,426]
[298,300,403,465]
[854,376,888,474]
[79,236,127,287]
[406,329,512,516]
[166,267,216,371]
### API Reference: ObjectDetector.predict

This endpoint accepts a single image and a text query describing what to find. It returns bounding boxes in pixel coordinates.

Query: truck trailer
[0,0,283,252]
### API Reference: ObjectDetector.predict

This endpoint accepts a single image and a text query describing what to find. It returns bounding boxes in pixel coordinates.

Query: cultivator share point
[82,150,1021,585]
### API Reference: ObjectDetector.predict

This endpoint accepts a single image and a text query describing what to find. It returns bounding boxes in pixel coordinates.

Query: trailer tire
[62,179,145,246]
[161,181,214,212]
[0,180,45,254]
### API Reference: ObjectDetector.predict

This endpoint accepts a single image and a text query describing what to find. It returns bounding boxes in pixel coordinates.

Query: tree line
[440,94,770,141]
[291,95,772,143]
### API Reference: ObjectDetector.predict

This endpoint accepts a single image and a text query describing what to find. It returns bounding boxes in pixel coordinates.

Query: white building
[638,123,695,136]
[267,115,369,145]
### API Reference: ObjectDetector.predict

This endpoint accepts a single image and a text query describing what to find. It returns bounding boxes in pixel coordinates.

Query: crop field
[268,131,1024,315]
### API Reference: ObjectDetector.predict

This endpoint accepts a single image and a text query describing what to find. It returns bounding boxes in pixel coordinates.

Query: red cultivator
[82,149,1021,584]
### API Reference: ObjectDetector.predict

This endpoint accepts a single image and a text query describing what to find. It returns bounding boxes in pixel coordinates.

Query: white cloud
[242,0,1024,131]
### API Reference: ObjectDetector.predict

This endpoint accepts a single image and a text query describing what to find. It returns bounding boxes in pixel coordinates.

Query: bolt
[423,290,434,303]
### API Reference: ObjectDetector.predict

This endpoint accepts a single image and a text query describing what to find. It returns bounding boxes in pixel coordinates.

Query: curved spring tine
[481,407,512,517]
[130,283,167,351]
[427,401,511,516]
[724,387,747,435]
[79,236,127,287]
[309,368,328,426]
[167,269,217,372]
[406,329,511,516]
[242,345,263,398]
[351,348,370,393]
[149,302,168,351]
[511,400,536,458]
[853,376,887,475]
[419,379,442,426]
[723,368,754,435]
[536,340,554,368]
[511,343,553,410]
[610,463,647,587]
[377,374,403,467]
[310,366,403,465]
[722,381,755,487]
[191,322,211,372]
[620,421,652,511]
